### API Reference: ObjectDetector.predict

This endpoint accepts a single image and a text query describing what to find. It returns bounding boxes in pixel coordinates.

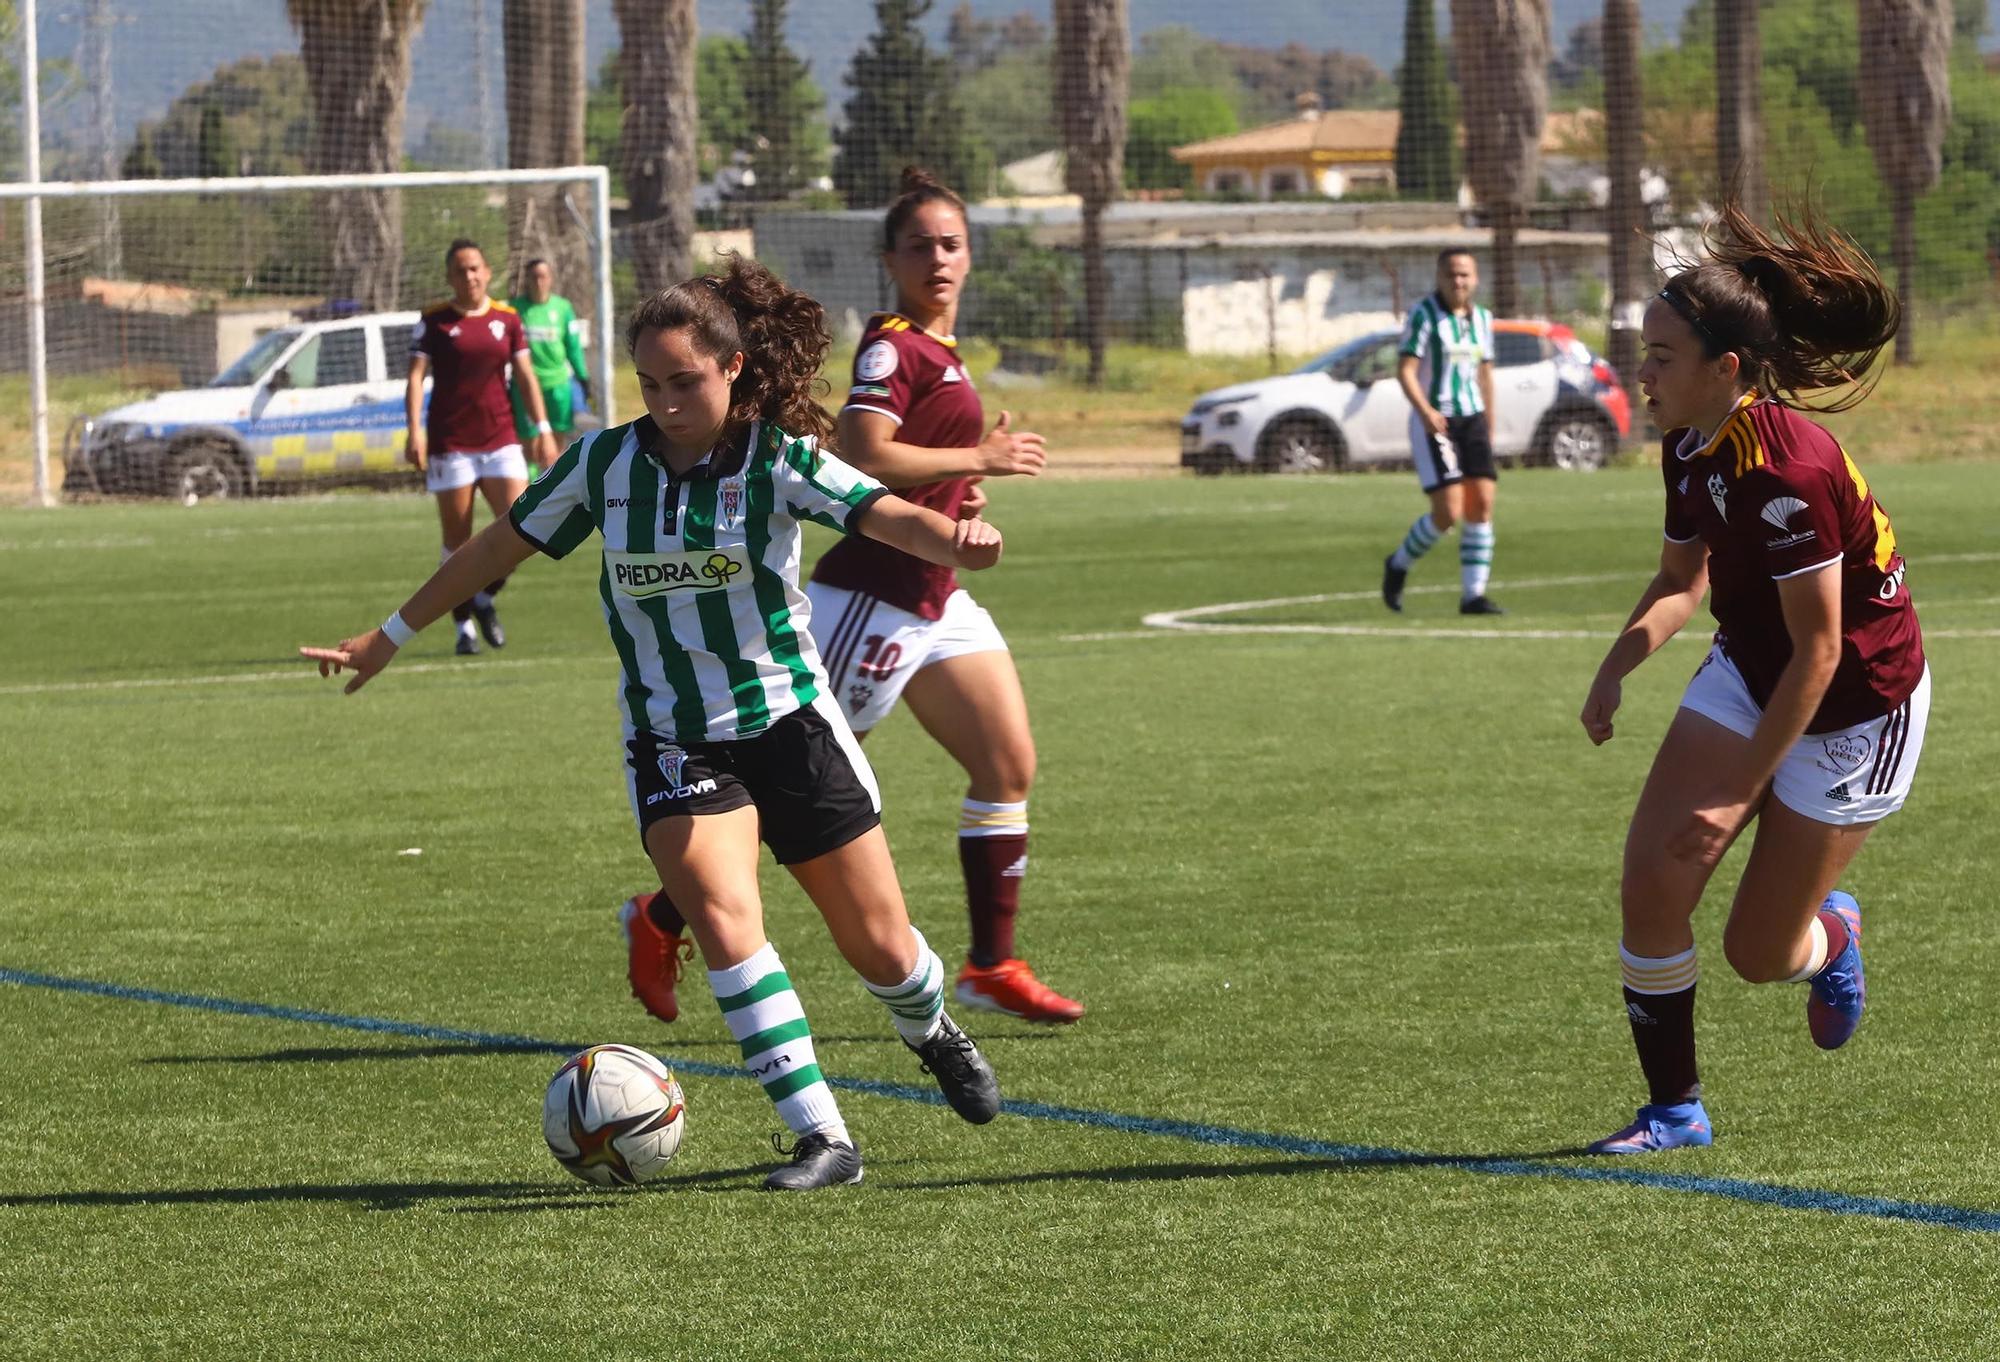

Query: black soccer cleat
[907,1012,1001,1125]
[455,631,481,656]
[763,1131,863,1191]
[472,601,506,649]
[1381,555,1407,613]
[1458,595,1506,616]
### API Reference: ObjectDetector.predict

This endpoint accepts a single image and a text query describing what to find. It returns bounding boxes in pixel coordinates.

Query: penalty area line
[4,965,1998,1235]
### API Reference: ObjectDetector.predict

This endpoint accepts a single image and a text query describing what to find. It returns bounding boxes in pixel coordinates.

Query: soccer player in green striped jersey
[1380,249,1505,616]
[304,257,1005,1191]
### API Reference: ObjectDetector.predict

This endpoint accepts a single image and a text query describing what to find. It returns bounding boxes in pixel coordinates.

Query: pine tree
[1395,0,1455,200]
[834,0,976,207]
[742,0,823,200]
[196,100,237,179]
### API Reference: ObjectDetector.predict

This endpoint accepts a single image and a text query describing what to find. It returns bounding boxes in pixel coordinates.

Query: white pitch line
[0,656,569,698]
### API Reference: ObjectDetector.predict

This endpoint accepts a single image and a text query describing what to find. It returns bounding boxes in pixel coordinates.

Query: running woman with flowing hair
[1580,200,1929,1154]
[308,255,1005,1191]
[620,168,1084,1027]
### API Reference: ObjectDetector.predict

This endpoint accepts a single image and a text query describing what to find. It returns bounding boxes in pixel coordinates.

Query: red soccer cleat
[619,894,693,1025]
[952,957,1085,1025]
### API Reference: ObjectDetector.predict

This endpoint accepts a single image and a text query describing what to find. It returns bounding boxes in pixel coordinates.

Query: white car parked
[1180,319,1632,476]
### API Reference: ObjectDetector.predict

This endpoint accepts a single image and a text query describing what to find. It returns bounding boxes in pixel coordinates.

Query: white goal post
[0,165,615,507]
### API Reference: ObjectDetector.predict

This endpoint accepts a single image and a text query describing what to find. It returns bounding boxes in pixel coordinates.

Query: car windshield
[1293,333,1394,377]
[210,328,300,388]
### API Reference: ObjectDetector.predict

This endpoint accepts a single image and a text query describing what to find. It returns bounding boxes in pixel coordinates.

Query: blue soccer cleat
[1587,1100,1714,1155]
[1807,891,1866,1050]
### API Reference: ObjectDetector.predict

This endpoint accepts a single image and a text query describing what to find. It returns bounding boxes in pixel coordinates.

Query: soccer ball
[542,1043,686,1186]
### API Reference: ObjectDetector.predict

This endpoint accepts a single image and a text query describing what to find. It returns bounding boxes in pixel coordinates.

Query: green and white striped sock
[1391,513,1442,571]
[862,928,945,1045]
[1460,521,1494,599]
[708,943,847,1142]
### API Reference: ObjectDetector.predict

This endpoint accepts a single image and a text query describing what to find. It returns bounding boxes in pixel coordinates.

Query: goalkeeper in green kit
[509,259,592,469]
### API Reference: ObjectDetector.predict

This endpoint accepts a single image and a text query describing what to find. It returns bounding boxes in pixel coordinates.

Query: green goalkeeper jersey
[509,292,589,391]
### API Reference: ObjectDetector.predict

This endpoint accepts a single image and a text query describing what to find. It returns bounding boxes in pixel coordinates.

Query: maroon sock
[1622,985,1701,1107]
[644,890,687,937]
[1818,908,1849,964]
[959,833,1026,967]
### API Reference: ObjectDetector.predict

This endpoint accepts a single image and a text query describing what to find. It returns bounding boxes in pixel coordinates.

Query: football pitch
[3,462,1997,1359]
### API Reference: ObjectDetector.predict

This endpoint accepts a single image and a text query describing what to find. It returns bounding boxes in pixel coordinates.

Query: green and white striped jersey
[509,416,887,742]
[1399,293,1494,417]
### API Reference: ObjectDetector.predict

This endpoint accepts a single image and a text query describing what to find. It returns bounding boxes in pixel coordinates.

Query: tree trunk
[1714,0,1765,222]
[503,0,593,325]
[614,0,698,296]
[1451,0,1551,317]
[1054,0,1129,388]
[289,0,427,310]
[1859,0,1952,365]
[1604,0,1644,400]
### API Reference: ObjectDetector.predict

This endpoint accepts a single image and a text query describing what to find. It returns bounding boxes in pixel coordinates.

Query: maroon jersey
[810,313,985,619]
[1662,398,1923,732]
[411,300,527,454]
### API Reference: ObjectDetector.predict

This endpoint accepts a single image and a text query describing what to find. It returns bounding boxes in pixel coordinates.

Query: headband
[1658,286,1722,355]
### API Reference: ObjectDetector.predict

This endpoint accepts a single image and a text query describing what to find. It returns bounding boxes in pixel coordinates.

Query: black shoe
[1381,555,1407,613]
[454,630,480,656]
[762,1130,863,1191]
[472,601,506,649]
[907,1012,1001,1125]
[1459,595,1505,616]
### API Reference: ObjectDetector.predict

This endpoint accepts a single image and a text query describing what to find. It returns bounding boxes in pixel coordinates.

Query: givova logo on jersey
[606,548,750,598]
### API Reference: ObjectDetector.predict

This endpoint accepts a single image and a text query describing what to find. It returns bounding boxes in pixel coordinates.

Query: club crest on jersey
[489,318,507,342]
[720,478,743,523]
[1815,734,1872,777]
[1707,472,1729,519]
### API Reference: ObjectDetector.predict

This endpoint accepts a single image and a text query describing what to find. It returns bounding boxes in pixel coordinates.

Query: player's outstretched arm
[837,407,1044,487]
[855,495,1002,571]
[300,516,540,694]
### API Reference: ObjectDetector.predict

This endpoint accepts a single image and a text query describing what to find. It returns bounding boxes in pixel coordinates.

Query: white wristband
[380,611,416,647]
[534,420,553,436]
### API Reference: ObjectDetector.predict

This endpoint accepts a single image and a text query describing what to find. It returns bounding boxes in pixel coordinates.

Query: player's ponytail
[1658,198,1899,412]
[883,166,967,251]
[624,253,834,443]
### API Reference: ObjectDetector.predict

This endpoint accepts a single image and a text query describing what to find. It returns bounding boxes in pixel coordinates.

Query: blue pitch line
[7,965,1999,1235]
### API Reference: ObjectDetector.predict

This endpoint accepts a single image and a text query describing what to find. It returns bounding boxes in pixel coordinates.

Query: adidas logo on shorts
[1824,782,1853,803]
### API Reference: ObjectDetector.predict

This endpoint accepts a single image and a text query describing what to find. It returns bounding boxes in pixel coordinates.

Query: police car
[1180,319,1632,476]
[64,310,422,505]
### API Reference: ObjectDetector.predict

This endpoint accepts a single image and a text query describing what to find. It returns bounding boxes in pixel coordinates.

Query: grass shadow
[883,1146,1596,1193]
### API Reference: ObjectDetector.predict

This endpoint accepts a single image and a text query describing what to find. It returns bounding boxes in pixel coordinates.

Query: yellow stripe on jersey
[1730,424,1766,477]
[1841,449,1899,569]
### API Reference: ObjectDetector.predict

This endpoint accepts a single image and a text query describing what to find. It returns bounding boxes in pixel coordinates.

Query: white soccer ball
[542,1043,687,1186]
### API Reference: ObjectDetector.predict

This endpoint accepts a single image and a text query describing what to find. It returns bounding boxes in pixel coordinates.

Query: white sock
[1460,521,1494,599]
[457,618,477,640]
[862,927,946,1045]
[1784,916,1831,983]
[708,942,848,1143]
[1391,513,1442,571]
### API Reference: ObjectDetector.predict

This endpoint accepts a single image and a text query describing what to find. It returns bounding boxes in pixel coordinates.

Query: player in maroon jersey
[618,168,1084,1027]
[407,239,559,656]
[1577,200,1929,1154]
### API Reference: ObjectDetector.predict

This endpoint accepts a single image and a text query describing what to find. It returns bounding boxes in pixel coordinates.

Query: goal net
[0,167,612,506]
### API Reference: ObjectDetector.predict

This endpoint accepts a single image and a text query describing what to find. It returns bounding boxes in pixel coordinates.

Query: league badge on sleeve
[856,340,899,382]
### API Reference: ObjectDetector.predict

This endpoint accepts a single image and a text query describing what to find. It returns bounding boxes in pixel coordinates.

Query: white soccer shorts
[426,444,528,493]
[804,584,1009,734]
[1678,643,1930,827]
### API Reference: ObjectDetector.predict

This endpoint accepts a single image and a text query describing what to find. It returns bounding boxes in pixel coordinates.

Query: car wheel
[1256,415,1344,474]
[1542,412,1612,472]
[165,441,248,506]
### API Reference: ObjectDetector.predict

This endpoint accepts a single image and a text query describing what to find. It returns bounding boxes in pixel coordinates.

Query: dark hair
[1436,248,1476,269]
[523,257,550,274]
[444,238,484,268]
[882,166,967,253]
[1658,199,1899,411]
[624,253,834,443]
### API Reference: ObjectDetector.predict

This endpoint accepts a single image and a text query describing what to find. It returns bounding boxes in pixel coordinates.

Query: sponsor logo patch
[1815,733,1872,777]
[1760,494,1817,548]
[851,384,892,399]
[606,548,748,597]
[856,339,899,382]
